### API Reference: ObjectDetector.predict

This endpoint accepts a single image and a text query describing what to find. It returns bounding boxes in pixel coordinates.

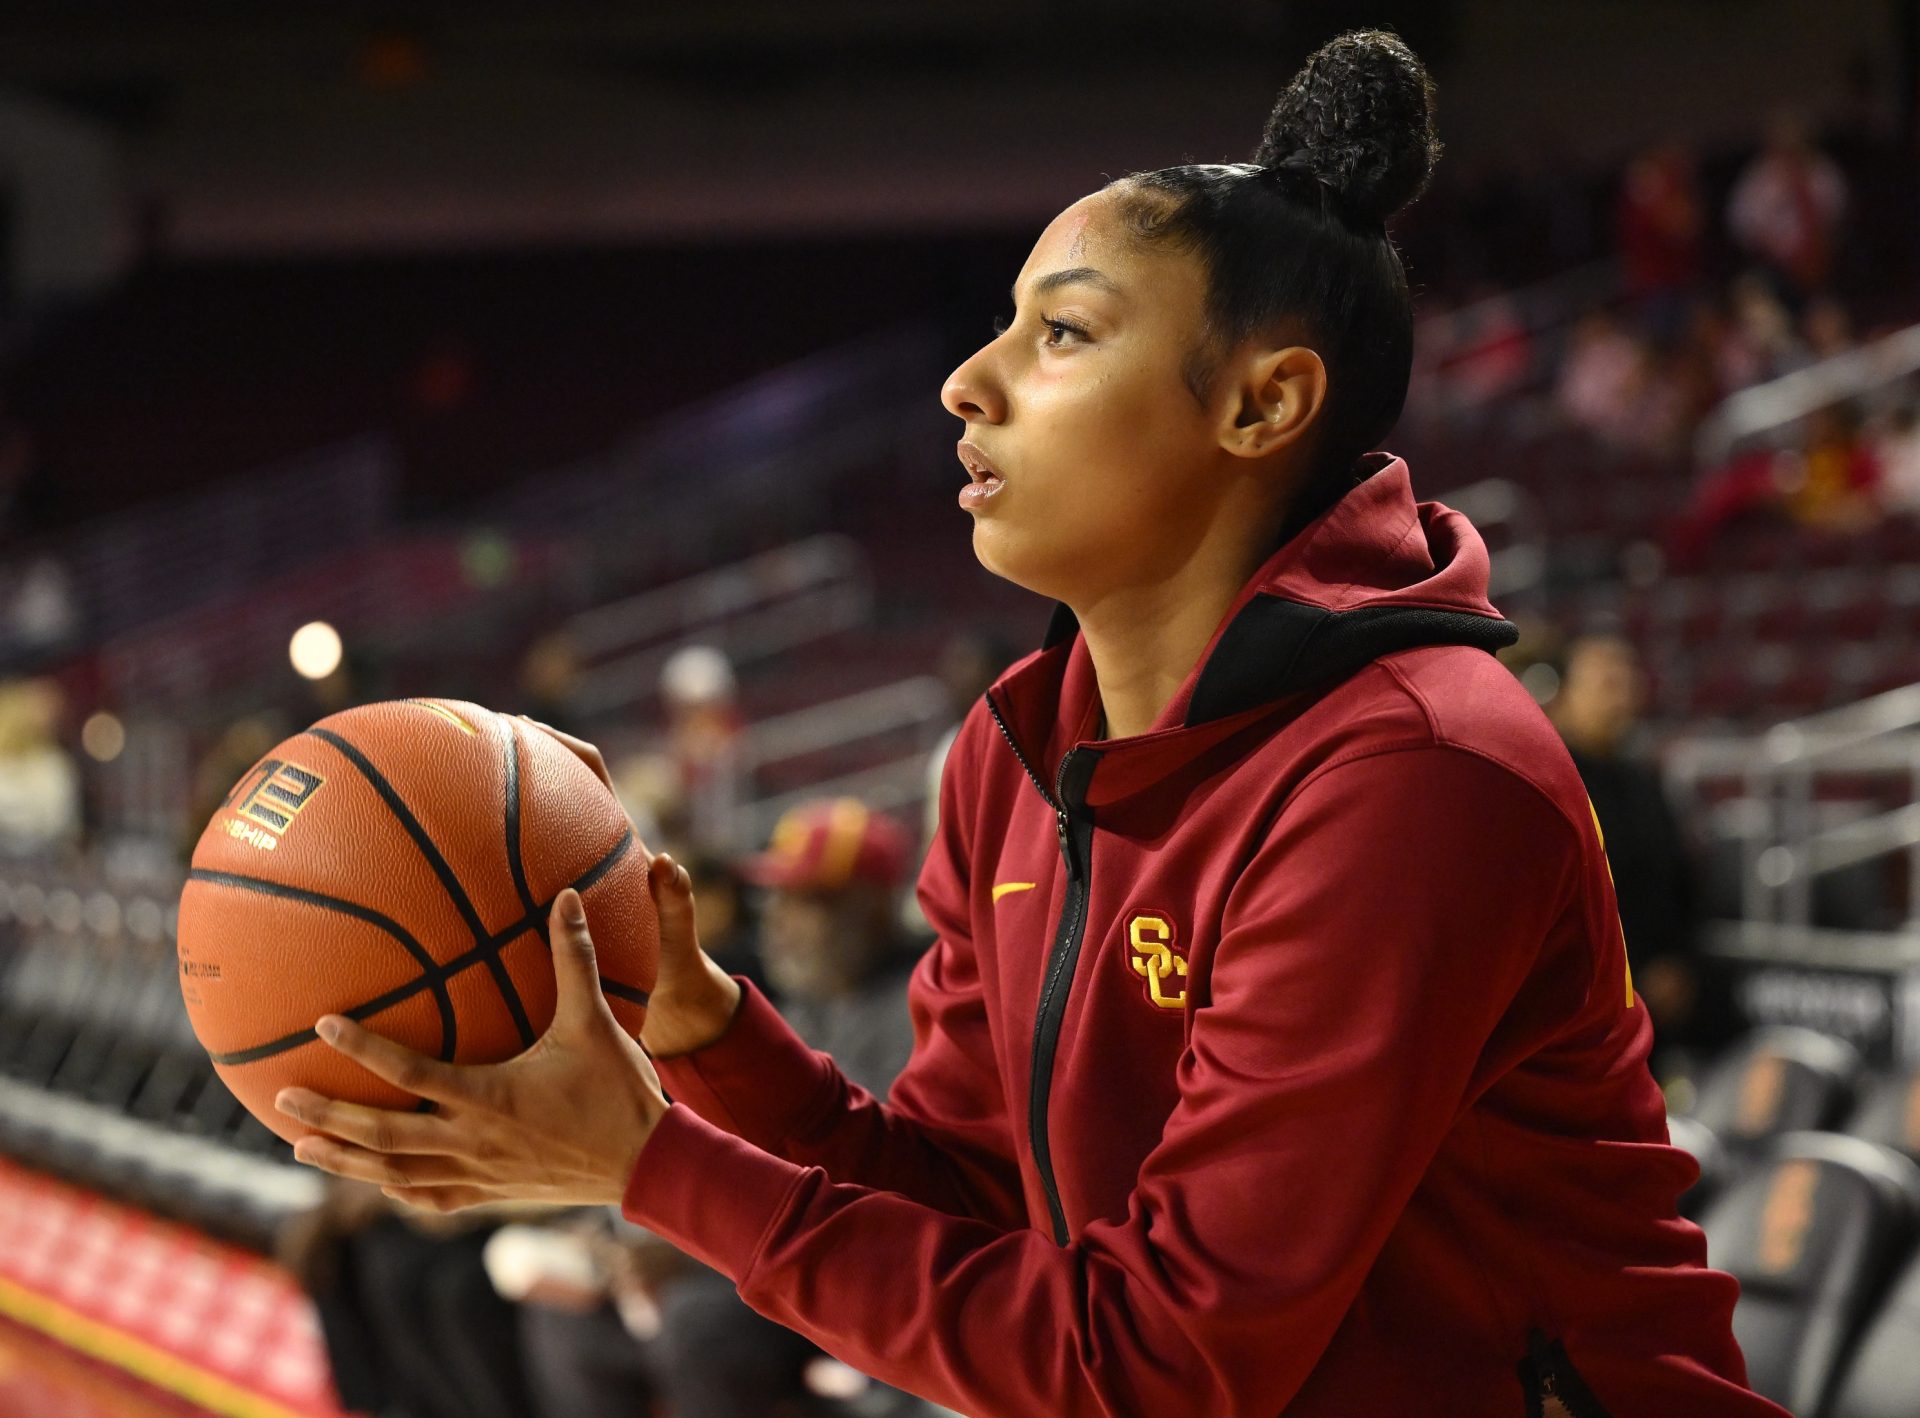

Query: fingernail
[294,1140,320,1163]
[275,1090,302,1117]
[316,1017,342,1045]
[560,888,586,925]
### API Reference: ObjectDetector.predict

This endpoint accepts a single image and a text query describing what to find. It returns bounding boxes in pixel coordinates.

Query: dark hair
[1110,29,1440,533]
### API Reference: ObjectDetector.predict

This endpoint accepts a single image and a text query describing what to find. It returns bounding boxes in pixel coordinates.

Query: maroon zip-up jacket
[624,454,1784,1416]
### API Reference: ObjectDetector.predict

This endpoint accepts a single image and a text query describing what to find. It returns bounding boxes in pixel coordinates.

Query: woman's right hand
[519,716,743,1059]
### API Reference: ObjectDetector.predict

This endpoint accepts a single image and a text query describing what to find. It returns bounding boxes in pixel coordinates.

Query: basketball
[175,698,657,1144]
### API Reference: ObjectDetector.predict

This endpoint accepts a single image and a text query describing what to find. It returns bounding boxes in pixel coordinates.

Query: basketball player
[274,32,1787,1415]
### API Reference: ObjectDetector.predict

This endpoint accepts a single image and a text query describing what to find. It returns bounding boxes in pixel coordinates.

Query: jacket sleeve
[650,704,1027,1227]
[623,745,1590,1417]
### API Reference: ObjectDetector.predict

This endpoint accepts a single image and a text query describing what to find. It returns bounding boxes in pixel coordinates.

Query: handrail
[1694,317,1920,466]
[566,535,875,720]
[1758,681,1920,767]
[1667,678,1920,929]
[735,676,948,773]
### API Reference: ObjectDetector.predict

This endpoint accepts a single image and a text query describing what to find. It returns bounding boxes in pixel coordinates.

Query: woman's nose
[941,346,1005,424]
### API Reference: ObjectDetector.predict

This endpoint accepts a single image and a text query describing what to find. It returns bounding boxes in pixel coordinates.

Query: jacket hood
[986,453,1519,800]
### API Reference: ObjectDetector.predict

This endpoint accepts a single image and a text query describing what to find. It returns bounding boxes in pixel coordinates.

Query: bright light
[290,621,344,680]
[80,711,125,762]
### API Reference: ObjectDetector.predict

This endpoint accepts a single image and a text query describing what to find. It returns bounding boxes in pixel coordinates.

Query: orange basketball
[176,698,657,1144]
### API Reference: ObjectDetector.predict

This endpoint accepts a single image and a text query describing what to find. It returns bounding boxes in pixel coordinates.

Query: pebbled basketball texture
[176,698,657,1144]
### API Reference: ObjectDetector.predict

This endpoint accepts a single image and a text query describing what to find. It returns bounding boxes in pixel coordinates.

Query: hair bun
[1254,29,1440,226]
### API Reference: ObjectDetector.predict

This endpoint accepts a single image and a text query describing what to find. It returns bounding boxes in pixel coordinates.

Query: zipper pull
[1056,808,1078,878]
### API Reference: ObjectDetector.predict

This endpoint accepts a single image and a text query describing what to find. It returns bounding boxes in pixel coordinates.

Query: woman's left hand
[273,887,668,1213]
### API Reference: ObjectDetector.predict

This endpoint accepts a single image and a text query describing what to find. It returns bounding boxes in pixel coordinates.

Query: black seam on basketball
[502,721,537,917]
[307,723,536,1050]
[187,868,458,1064]
[599,978,650,1007]
[196,829,640,1065]
[306,727,491,942]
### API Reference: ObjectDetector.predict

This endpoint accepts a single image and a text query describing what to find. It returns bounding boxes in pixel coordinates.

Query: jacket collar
[985,454,1519,805]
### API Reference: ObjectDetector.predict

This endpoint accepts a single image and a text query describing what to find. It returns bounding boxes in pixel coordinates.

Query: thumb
[549,888,611,1032]
[647,854,701,967]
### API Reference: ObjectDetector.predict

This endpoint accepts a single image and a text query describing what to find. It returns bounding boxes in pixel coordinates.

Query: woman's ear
[1221,345,1327,460]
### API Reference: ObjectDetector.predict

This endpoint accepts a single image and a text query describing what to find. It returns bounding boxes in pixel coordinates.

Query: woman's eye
[1043,317,1087,346]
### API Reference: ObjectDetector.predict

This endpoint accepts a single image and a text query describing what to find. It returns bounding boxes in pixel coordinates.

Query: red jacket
[626,455,1784,1416]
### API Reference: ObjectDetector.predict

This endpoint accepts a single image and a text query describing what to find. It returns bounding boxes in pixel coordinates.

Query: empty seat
[1666,1113,1732,1218]
[1698,1133,1920,1417]
[1824,1245,1920,1418]
[1686,1028,1862,1155]
[1845,1071,1920,1168]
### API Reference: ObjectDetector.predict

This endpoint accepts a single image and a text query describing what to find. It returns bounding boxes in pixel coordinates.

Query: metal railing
[1694,317,1920,466]
[1667,681,1920,929]
[566,534,876,720]
[732,675,950,849]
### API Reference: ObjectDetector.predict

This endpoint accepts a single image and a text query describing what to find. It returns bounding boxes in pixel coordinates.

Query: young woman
[274,31,1785,1416]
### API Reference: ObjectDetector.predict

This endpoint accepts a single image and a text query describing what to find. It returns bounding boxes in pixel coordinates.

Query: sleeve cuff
[621,1104,806,1284]
[651,979,835,1149]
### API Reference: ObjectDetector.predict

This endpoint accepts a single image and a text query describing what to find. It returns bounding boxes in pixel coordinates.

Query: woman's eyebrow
[1011,267,1124,303]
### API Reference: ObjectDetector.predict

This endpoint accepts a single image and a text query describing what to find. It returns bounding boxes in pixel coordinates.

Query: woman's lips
[958,475,1005,511]
[956,440,1007,512]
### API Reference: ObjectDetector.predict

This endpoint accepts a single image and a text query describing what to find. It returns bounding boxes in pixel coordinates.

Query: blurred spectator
[1441,284,1533,410]
[521,798,919,1418]
[1615,140,1704,339]
[1727,113,1848,302]
[1,555,79,658]
[1546,636,1710,1055]
[516,631,581,736]
[743,798,919,1088]
[1873,399,1920,515]
[282,1178,539,1418]
[184,714,289,859]
[0,677,79,857]
[1554,310,1679,452]
[1801,294,1855,362]
[1782,401,1880,531]
[661,643,745,850]
[1718,273,1808,391]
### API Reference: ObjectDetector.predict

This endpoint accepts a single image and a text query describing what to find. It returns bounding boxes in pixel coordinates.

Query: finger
[548,888,610,1031]
[291,1136,478,1189]
[314,1016,482,1107]
[274,1088,467,1156]
[518,715,613,790]
[382,1184,497,1214]
[647,854,700,959]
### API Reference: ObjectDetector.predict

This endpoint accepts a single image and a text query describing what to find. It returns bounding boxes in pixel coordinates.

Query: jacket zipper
[986,693,1099,1245]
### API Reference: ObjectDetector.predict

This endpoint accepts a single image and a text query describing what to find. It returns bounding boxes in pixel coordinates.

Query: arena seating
[1695,1133,1920,1415]
[1664,1037,1920,1416]
[0,870,321,1253]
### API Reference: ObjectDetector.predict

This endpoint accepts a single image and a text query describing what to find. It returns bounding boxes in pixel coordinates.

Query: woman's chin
[969,520,1069,604]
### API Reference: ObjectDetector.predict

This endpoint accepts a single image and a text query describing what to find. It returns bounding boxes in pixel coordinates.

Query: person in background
[1784,400,1880,532]
[1872,398,1920,516]
[1727,112,1848,304]
[520,798,920,1418]
[1547,634,1710,1064]
[1614,139,1703,342]
[0,678,80,859]
[659,643,746,850]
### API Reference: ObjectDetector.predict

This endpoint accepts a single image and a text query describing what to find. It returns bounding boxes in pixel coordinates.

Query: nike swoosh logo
[991,882,1037,902]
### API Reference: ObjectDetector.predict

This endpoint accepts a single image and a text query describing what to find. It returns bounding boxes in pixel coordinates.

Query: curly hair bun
[1254,29,1440,226]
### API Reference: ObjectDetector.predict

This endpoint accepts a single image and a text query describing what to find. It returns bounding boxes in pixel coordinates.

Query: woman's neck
[1074,545,1266,741]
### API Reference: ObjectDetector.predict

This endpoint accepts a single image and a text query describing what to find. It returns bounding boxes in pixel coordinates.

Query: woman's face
[940,189,1245,607]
